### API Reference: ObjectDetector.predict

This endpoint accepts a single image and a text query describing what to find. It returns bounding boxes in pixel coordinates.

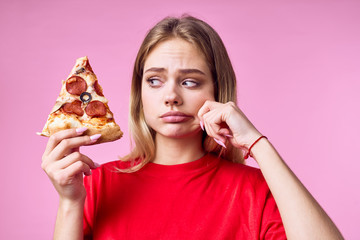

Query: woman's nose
[164,84,182,106]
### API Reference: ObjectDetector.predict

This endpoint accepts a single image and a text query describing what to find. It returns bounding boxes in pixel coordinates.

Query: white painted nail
[200,121,204,131]
[214,138,226,148]
[94,162,101,168]
[76,127,88,134]
[90,134,101,142]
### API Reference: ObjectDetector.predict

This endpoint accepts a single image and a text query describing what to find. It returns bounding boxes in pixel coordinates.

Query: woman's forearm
[252,138,343,239]
[53,198,84,240]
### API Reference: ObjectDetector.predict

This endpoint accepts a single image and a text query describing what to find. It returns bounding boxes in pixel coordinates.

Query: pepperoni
[85,100,107,117]
[62,100,84,116]
[62,103,73,113]
[66,76,87,95]
[94,81,104,96]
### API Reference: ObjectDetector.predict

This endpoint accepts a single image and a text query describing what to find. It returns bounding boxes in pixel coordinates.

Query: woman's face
[141,38,215,139]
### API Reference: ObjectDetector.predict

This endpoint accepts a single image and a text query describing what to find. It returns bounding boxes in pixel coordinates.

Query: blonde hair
[121,15,244,172]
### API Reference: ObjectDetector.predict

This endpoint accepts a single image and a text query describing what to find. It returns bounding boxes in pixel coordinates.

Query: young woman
[41,15,344,239]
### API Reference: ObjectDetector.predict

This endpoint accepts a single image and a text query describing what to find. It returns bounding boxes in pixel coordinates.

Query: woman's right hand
[41,127,100,203]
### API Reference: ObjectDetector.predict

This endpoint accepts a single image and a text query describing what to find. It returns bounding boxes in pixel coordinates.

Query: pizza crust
[38,124,123,144]
[84,123,123,144]
[37,112,123,144]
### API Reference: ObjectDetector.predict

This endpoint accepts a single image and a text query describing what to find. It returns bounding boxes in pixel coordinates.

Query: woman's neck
[152,133,205,165]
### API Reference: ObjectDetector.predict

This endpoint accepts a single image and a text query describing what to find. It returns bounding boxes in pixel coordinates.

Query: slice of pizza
[37,56,123,144]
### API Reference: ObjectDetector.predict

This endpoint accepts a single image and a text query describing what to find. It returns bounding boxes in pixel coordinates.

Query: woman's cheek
[196,94,215,108]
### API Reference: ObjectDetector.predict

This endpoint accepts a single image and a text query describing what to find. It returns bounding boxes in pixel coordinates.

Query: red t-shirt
[83,153,286,239]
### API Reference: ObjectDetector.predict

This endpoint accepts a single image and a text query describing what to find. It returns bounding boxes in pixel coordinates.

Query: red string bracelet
[244,136,268,159]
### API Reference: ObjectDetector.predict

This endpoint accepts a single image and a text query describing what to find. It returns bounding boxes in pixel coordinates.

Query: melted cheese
[51,114,80,128]
[86,85,108,103]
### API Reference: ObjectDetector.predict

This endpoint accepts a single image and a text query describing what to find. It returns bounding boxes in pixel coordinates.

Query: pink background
[1,0,359,239]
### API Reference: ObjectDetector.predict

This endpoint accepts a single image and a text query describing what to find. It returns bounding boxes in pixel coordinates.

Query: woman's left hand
[198,100,262,150]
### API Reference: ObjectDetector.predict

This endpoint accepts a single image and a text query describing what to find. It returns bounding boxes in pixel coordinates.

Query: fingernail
[76,127,88,134]
[214,138,226,148]
[200,121,204,131]
[94,162,101,168]
[225,134,233,138]
[90,134,101,142]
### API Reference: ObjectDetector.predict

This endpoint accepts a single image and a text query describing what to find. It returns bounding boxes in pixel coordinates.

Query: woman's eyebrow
[144,67,205,75]
[144,67,165,73]
[179,69,206,75]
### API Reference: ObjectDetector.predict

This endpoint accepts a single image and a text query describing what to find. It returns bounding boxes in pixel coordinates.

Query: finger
[203,115,225,142]
[218,128,232,137]
[197,100,220,120]
[54,151,98,170]
[49,134,101,161]
[208,127,226,143]
[43,127,88,157]
[202,107,225,136]
[61,160,92,179]
[71,147,80,153]
[43,151,95,176]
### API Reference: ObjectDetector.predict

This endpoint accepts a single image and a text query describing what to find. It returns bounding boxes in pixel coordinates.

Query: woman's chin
[157,127,202,139]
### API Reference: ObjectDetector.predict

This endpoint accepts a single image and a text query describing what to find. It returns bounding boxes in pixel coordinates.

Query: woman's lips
[160,111,192,123]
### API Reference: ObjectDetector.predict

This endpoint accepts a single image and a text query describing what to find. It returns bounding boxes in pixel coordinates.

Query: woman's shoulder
[102,159,139,170]
[216,156,266,186]
[217,154,260,172]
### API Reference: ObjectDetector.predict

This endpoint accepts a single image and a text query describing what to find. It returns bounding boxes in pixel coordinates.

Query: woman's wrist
[235,130,262,149]
[58,196,86,212]
[247,137,272,162]
[243,135,268,159]
[55,197,85,240]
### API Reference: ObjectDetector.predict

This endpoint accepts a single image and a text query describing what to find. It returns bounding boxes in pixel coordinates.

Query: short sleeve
[260,190,287,239]
[83,173,97,239]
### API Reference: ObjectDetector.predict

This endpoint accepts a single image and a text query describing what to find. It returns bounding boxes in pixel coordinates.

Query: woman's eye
[147,78,162,87]
[182,80,198,87]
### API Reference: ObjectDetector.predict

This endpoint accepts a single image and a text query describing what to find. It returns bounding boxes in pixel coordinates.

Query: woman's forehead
[143,38,210,75]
